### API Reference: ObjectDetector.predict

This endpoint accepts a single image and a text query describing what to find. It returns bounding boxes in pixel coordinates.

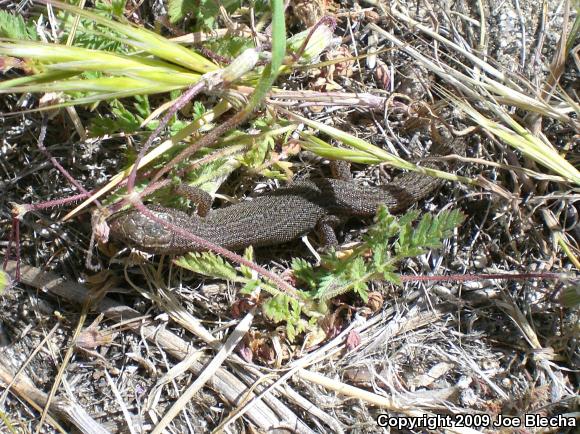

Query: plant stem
[126,81,206,194]
[399,272,569,282]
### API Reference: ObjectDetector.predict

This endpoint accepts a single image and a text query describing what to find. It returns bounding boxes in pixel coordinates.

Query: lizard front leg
[329,160,352,181]
[173,184,213,217]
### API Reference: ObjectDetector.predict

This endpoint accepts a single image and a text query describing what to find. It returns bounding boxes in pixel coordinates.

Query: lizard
[109,66,465,255]
[108,140,462,255]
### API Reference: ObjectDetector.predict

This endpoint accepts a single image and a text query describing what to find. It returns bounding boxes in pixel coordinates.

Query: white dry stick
[495,298,575,400]
[295,369,485,434]
[105,371,138,434]
[150,286,260,434]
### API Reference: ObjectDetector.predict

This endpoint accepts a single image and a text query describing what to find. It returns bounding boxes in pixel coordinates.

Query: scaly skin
[109,65,465,255]
[108,157,459,255]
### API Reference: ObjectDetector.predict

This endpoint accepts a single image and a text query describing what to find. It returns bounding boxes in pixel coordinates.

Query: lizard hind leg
[315,214,343,247]
[173,184,213,217]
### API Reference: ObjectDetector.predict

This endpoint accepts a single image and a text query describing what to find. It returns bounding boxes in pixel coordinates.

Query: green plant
[175,207,465,340]
[0,10,37,40]
[1,1,466,309]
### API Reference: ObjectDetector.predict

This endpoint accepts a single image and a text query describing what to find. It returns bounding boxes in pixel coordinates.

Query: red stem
[126,82,205,195]
[36,116,93,199]
[24,192,93,212]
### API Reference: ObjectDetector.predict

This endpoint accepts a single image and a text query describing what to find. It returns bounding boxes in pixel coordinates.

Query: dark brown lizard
[109,67,464,255]
[108,149,460,255]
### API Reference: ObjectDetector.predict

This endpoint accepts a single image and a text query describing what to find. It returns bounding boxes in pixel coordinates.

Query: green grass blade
[299,133,383,164]
[245,0,286,110]
[37,0,217,73]
[0,70,78,90]
[285,109,475,185]
[1,76,182,94]
[458,99,580,186]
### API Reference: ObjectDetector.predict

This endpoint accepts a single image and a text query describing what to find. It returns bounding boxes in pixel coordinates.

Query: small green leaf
[240,279,261,295]
[315,273,348,300]
[350,257,367,279]
[398,209,421,227]
[365,205,401,245]
[109,0,128,17]
[413,213,432,246]
[372,243,388,268]
[239,246,255,278]
[191,101,206,119]
[174,252,239,281]
[168,0,196,23]
[89,99,152,136]
[195,0,237,30]
[188,159,237,194]
[260,169,288,180]
[440,209,465,237]
[0,10,37,40]
[263,294,292,323]
[238,135,274,168]
[291,258,318,289]
[354,284,369,303]
[263,295,305,342]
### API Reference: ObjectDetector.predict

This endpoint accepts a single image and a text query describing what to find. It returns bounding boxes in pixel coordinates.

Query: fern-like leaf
[0,11,37,40]
[174,251,240,281]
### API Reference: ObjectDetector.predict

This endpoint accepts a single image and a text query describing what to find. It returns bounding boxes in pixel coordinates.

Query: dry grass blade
[36,302,90,433]
[450,92,580,185]
[295,369,483,434]
[495,297,576,398]
[541,209,580,268]
[104,371,136,434]
[367,22,574,123]
[2,261,312,433]
[0,356,107,433]
[151,304,257,434]
[283,108,475,185]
